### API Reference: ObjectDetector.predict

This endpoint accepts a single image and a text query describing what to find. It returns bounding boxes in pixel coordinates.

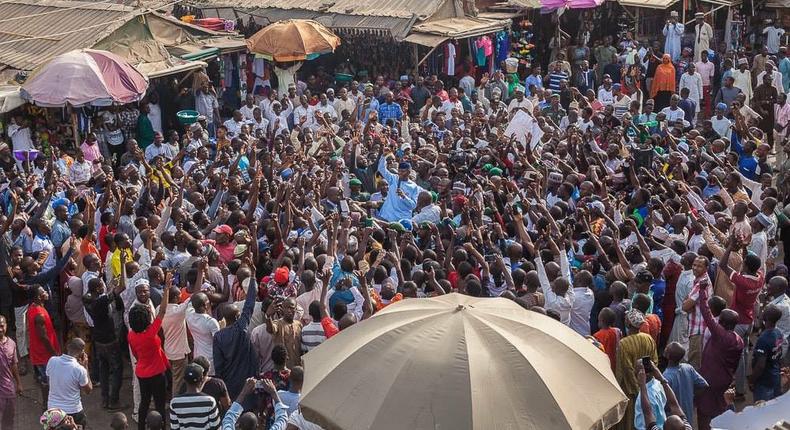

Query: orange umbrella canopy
[246,19,341,62]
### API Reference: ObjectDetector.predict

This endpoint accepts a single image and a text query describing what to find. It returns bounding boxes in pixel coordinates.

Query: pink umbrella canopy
[21,49,148,107]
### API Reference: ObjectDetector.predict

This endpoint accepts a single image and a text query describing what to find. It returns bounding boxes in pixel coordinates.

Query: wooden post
[70,107,79,150]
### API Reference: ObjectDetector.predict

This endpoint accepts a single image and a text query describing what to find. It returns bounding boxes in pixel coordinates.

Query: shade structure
[301,293,628,430]
[541,0,604,8]
[246,19,340,62]
[21,49,148,107]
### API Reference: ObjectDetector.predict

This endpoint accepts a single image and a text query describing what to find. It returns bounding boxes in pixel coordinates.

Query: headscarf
[40,408,69,429]
[650,54,676,98]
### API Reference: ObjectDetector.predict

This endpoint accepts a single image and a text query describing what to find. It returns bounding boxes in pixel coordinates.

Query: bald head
[719,309,739,330]
[191,292,209,313]
[66,337,86,356]
[238,412,258,430]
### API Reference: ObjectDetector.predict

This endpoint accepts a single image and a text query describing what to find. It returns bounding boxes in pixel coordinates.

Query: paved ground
[16,359,136,429]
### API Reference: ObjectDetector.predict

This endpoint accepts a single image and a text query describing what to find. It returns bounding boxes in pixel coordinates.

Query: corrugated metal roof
[194,0,444,20]
[0,0,140,71]
[617,0,679,8]
[411,16,510,37]
[207,7,414,40]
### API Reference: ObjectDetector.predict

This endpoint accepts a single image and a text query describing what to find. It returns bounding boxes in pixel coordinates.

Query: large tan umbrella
[301,293,627,430]
[245,19,340,62]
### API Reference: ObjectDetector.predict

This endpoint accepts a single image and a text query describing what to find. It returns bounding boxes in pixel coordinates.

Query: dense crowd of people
[0,10,788,430]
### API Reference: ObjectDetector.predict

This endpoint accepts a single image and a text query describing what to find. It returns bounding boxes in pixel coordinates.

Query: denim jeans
[95,340,123,404]
[753,382,781,402]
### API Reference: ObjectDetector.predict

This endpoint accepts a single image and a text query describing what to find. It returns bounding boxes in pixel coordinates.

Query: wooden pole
[70,108,79,150]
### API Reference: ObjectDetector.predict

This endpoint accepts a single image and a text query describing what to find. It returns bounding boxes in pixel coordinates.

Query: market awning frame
[616,0,680,8]
[403,32,448,47]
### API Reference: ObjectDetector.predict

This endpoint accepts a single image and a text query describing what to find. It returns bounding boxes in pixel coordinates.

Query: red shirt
[321,317,339,339]
[729,271,764,325]
[98,225,115,261]
[128,317,169,378]
[593,327,621,372]
[639,314,662,345]
[27,303,60,366]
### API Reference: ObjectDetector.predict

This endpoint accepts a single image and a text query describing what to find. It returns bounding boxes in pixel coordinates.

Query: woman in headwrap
[40,408,79,429]
[651,54,676,111]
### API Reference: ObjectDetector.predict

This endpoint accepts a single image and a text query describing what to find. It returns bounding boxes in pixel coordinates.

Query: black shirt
[86,293,117,344]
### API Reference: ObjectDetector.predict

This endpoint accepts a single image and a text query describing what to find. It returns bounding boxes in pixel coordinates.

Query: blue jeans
[95,340,123,404]
[753,382,781,402]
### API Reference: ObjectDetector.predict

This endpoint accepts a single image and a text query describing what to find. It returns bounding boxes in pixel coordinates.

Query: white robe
[732,69,753,105]
[679,72,703,113]
[663,23,685,61]
[694,22,714,62]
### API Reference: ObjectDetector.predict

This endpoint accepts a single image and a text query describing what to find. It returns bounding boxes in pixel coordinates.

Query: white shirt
[195,92,218,123]
[679,72,704,113]
[660,106,686,124]
[186,308,220,374]
[148,103,162,134]
[756,70,784,94]
[240,104,256,121]
[411,204,441,225]
[249,117,270,137]
[535,254,574,326]
[69,160,92,184]
[293,105,316,129]
[441,99,463,117]
[8,123,33,152]
[333,98,356,117]
[46,354,89,414]
[763,26,785,53]
[507,98,533,114]
[769,294,790,354]
[570,287,595,336]
[598,87,614,106]
[145,143,178,161]
[31,235,55,272]
[223,119,245,137]
[160,301,191,360]
[711,116,732,139]
[314,103,338,123]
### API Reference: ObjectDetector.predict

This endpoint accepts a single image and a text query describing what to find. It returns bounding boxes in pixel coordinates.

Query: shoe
[18,361,28,376]
[102,399,108,409]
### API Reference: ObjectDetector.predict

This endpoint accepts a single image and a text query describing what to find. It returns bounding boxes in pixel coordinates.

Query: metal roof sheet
[617,0,680,8]
[207,7,414,40]
[0,0,139,71]
[194,0,444,20]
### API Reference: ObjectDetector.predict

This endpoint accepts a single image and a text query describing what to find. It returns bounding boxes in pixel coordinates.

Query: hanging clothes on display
[250,56,270,96]
[495,31,510,68]
[475,35,493,67]
[444,42,457,76]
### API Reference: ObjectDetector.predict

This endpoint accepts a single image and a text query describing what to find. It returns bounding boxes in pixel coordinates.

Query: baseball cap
[274,267,290,285]
[184,363,205,384]
[213,224,233,236]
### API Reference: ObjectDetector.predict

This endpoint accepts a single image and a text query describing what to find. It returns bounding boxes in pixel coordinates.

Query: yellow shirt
[110,247,132,279]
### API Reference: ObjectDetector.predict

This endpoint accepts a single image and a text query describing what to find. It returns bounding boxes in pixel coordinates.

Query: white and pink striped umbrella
[21,49,148,107]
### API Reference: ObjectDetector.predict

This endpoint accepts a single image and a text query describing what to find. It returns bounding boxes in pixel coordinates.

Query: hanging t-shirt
[446,42,456,76]
[496,31,510,65]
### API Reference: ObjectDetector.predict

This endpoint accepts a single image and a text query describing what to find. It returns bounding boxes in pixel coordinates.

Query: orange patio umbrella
[246,19,341,62]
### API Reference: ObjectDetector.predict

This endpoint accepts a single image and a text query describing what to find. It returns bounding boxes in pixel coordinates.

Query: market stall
[20,49,148,149]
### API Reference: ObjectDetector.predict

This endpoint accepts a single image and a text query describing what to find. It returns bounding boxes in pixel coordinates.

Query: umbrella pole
[70,107,79,150]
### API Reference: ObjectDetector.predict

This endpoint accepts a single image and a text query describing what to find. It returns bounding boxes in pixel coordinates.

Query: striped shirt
[688,275,712,336]
[301,321,327,353]
[547,71,568,91]
[170,392,221,430]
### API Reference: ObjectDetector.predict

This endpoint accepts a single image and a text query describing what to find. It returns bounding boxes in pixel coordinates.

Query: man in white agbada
[732,58,753,105]
[679,63,704,117]
[693,12,714,62]
[663,11,684,61]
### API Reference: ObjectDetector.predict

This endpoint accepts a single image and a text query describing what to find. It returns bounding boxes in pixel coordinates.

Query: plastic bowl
[177,110,200,125]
